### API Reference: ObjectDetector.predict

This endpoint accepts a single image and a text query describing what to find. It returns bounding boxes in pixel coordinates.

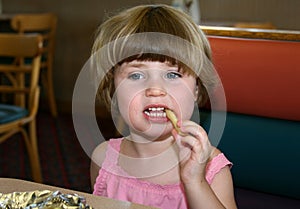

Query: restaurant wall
[2,0,299,113]
[199,0,300,30]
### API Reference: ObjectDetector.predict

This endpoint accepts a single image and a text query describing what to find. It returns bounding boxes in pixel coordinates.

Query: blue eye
[165,72,182,80]
[128,72,145,80]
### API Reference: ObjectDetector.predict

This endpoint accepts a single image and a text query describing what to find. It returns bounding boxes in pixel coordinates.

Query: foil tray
[0,190,93,209]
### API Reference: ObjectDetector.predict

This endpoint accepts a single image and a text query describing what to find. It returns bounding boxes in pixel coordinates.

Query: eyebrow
[126,61,179,68]
[126,62,146,68]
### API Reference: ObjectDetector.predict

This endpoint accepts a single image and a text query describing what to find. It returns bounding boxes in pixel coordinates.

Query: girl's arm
[183,155,237,209]
[174,121,237,209]
[90,141,108,189]
[90,160,100,188]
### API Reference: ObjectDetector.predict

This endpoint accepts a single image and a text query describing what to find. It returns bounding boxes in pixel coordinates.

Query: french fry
[165,109,181,133]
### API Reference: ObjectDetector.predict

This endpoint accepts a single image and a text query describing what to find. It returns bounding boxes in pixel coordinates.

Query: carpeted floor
[0,107,116,193]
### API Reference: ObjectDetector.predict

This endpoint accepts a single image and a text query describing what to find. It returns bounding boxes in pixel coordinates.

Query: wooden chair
[0,33,43,182]
[11,13,58,117]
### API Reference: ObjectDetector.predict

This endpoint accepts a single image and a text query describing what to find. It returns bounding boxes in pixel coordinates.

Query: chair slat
[0,33,43,57]
[11,13,56,32]
[0,86,30,93]
[0,65,35,72]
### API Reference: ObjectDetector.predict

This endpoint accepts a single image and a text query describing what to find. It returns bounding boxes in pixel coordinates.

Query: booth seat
[200,32,300,209]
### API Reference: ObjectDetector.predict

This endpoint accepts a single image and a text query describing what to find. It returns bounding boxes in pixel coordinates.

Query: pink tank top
[93,138,232,209]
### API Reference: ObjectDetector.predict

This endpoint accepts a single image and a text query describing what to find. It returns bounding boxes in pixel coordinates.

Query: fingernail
[177,120,182,128]
[171,129,178,138]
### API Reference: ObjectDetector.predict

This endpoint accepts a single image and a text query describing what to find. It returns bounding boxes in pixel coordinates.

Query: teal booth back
[201,111,300,199]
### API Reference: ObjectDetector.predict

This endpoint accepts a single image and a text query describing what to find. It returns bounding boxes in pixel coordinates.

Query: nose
[145,87,167,97]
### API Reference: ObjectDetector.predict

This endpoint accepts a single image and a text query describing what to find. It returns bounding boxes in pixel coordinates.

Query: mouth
[144,107,167,118]
[143,106,171,122]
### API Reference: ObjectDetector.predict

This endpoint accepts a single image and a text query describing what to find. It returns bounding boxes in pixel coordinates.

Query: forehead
[120,60,178,69]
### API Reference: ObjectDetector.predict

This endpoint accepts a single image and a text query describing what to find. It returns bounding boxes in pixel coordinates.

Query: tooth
[151,112,157,117]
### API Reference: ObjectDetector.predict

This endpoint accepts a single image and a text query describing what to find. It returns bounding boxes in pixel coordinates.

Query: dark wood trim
[200,26,300,41]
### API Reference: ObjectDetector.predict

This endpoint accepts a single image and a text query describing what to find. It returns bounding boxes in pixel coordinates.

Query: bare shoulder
[91,141,108,167]
[209,146,222,160]
[90,141,108,188]
[209,147,237,208]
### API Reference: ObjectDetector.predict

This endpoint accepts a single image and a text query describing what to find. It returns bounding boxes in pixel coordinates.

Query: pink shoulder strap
[205,153,232,184]
[101,138,122,170]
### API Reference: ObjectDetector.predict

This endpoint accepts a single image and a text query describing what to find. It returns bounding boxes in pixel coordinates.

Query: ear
[194,85,199,101]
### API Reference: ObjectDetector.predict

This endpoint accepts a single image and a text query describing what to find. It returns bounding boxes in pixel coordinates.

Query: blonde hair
[92,4,217,109]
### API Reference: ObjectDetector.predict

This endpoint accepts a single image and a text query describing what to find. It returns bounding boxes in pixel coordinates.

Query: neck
[123,132,175,158]
[119,133,180,179]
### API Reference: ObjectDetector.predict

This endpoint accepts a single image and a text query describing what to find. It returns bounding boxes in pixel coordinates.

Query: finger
[178,122,213,163]
[178,134,198,149]
[175,138,193,163]
[180,121,209,144]
[179,135,210,164]
[172,129,193,149]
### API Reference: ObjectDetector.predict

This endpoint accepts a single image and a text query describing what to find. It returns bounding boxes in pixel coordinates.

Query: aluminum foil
[0,190,93,209]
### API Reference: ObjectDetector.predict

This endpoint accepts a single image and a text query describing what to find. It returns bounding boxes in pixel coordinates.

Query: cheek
[114,87,149,132]
[123,96,153,133]
[178,92,196,120]
[114,77,140,114]
[169,82,197,120]
[115,87,137,119]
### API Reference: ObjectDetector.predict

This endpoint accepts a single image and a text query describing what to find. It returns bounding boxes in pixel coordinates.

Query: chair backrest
[0,33,43,109]
[10,13,57,68]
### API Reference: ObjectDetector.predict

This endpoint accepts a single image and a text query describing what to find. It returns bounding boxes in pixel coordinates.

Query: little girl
[90,4,237,209]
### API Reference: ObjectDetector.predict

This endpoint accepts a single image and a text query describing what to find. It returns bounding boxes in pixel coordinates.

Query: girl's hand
[172,120,213,185]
